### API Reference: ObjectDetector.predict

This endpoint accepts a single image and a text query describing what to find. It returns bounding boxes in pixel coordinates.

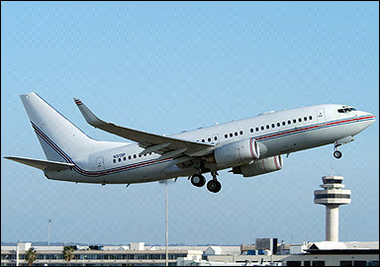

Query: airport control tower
[314,176,351,242]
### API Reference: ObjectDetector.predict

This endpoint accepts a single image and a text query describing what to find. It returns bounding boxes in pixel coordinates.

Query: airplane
[5,92,376,193]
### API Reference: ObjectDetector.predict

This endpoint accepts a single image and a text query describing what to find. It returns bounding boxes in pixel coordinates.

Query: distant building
[1,242,202,266]
[2,241,378,266]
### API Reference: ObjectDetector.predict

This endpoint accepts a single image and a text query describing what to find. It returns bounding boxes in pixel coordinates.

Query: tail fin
[20,92,96,162]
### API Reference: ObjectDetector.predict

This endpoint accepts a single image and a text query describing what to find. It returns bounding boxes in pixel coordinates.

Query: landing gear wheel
[190,173,206,187]
[333,150,342,159]
[207,180,222,193]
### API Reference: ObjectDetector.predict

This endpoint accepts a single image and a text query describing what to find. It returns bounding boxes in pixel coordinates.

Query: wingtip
[73,98,83,106]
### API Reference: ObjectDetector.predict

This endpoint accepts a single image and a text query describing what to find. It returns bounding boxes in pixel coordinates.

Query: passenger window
[234,132,238,136]
[250,128,253,133]
[123,157,126,161]
[214,136,218,141]
[261,126,264,130]
[118,158,121,162]
[266,125,270,129]
[272,124,275,128]
[255,127,259,132]
[298,118,302,122]
[304,117,307,121]
[309,116,313,120]
[230,133,233,137]
[277,122,280,127]
[113,159,116,163]
[133,154,137,159]
[288,120,291,125]
[282,121,286,126]
[293,119,297,123]
[128,155,131,160]
[224,134,228,139]
[202,139,205,142]
[240,130,243,135]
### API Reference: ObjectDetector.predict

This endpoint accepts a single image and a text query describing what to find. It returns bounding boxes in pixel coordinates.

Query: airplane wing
[73,99,215,157]
[4,156,74,171]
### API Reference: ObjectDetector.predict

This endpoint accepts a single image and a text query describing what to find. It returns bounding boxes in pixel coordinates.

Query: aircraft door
[317,108,326,125]
[96,157,105,171]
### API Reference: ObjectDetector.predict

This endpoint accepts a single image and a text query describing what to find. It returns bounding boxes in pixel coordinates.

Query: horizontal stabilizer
[4,156,74,171]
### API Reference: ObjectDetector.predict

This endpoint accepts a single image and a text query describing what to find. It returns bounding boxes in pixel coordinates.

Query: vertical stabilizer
[20,92,96,162]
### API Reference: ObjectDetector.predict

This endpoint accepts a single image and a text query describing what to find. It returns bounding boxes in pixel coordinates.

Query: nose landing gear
[333,142,343,159]
[332,136,355,159]
[333,149,342,159]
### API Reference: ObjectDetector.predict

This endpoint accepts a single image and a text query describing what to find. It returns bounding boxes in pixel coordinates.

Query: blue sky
[1,2,378,245]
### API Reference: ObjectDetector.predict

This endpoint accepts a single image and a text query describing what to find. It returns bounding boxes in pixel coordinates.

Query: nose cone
[365,112,376,125]
[348,110,375,137]
[359,111,376,130]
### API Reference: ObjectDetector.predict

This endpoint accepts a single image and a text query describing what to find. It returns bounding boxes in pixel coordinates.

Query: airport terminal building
[1,239,378,266]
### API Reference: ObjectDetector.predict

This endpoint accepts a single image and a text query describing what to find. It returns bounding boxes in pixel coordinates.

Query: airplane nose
[363,111,376,125]
[369,113,376,123]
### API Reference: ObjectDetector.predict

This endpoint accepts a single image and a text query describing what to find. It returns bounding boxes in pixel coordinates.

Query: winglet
[73,98,83,106]
[73,98,103,128]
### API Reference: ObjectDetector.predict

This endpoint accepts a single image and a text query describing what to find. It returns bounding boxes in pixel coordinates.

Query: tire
[207,180,222,193]
[190,174,206,187]
[333,150,342,159]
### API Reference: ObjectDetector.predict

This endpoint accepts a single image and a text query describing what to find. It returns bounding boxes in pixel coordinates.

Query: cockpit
[337,106,357,114]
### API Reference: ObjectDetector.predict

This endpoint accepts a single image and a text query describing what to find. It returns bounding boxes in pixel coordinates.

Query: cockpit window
[338,107,357,113]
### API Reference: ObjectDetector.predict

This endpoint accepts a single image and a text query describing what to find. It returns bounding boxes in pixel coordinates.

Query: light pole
[48,219,52,246]
[16,242,19,266]
[159,179,173,266]
[165,181,169,267]
[83,255,87,266]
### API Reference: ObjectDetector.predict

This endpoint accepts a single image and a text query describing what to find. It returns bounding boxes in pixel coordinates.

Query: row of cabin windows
[224,130,244,139]
[224,115,314,140]
[250,115,313,133]
[112,152,153,164]
[197,136,218,143]
[199,115,314,143]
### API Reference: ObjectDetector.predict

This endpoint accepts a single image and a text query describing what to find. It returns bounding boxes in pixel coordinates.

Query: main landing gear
[207,171,222,194]
[190,173,206,187]
[190,171,222,193]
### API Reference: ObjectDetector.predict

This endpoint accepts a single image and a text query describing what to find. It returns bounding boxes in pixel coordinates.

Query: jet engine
[232,155,283,177]
[213,138,260,167]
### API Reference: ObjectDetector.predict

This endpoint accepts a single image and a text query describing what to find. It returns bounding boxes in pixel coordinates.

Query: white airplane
[5,92,375,193]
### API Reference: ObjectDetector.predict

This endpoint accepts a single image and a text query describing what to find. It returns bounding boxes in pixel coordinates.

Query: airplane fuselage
[44,104,375,185]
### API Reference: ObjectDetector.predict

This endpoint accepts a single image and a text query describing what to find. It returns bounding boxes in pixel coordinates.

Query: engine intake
[214,138,260,167]
[232,155,283,177]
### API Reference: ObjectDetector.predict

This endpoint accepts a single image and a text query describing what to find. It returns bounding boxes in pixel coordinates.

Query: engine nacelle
[214,138,260,167]
[232,155,283,177]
